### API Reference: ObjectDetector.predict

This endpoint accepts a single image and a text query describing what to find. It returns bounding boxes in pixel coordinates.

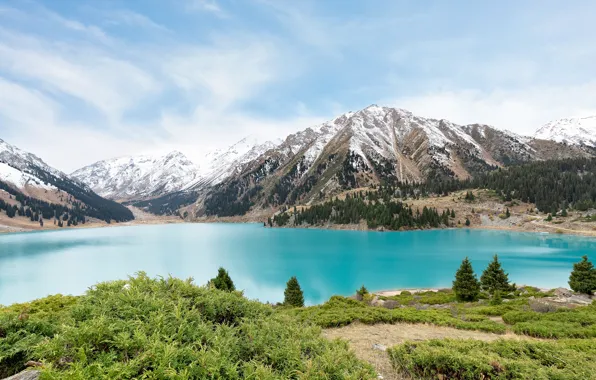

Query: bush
[568,255,596,295]
[1,274,374,379]
[388,338,596,379]
[453,257,480,302]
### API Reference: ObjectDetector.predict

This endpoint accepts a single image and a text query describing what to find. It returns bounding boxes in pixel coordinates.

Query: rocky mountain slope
[0,138,133,223]
[195,105,594,217]
[534,116,596,147]
[71,136,281,202]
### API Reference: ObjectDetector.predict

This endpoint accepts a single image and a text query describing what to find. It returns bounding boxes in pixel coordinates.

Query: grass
[0,273,374,379]
[388,338,596,379]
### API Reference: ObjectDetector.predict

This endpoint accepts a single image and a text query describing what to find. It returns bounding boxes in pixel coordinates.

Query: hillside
[148,106,593,219]
[0,138,133,229]
[535,115,596,147]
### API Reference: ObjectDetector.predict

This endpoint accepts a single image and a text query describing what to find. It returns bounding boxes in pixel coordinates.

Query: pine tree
[568,256,596,295]
[505,208,511,218]
[561,208,568,217]
[546,214,553,222]
[356,285,369,300]
[209,267,236,292]
[480,255,515,294]
[451,209,456,218]
[453,257,480,302]
[284,276,304,307]
[465,218,471,226]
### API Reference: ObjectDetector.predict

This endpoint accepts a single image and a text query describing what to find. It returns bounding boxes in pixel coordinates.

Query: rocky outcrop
[2,370,40,380]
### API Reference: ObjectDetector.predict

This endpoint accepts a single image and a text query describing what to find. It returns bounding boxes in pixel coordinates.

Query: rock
[372,344,387,351]
[554,287,572,298]
[24,361,42,368]
[567,295,593,305]
[371,297,385,307]
[3,370,40,380]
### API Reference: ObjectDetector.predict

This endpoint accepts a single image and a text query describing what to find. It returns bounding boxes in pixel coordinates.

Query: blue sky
[0,0,595,171]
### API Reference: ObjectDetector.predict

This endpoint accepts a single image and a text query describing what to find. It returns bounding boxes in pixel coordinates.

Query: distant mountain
[71,151,200,200]
[534,116,596,147]
[197,105,594,217]
[0,138,133,223]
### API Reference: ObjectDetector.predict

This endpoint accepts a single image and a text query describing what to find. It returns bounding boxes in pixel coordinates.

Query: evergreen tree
[451,209,456,218]
[480,255,515,294]
[568,256,596,295]
[465,218,471,227]
[505,208,511,218]
[209,267,236,292]
[452,257,480,302]
[546,214,553,222]
[284,276,304,307]
[561,208,568,217]
[356,285,369,300]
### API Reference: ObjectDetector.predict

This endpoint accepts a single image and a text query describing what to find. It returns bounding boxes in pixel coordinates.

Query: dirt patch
[323,323,532,380]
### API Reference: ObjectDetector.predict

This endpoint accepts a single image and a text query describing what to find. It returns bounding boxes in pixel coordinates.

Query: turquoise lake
[1,223,595,305]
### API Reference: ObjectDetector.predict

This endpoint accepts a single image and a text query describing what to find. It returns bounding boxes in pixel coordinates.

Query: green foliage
[381,290,456,306]
[0,295,78,377]
[0,274,374,379]
[546,213,553,222]
[209,267,236,292]
[464,191,475,201]
[290,193,448,231]
[284,276,304,307]
[505,207,511,218]
[569,255,596,295]
[465,217,470,226]
[388,338,596,379]
[453,258,480,302]
[356,285,369,300]
[480,255,515,294]
[489,290,503,306]
[287,296,505,334]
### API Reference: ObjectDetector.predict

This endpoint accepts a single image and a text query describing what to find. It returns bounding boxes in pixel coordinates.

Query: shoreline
[3,218,596,238]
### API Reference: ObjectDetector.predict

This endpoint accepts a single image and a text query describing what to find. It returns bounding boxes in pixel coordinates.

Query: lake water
[1,224,595,305]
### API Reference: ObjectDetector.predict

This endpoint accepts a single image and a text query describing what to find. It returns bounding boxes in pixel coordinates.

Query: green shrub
[388,338,596,379]
[0,274,374,379]
[287,296,505,334]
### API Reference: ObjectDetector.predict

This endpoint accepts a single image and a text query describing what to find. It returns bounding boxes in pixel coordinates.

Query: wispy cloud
[185,0,226,17]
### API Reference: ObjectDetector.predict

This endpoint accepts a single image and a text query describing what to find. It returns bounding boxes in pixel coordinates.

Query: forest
[272,193,451,230]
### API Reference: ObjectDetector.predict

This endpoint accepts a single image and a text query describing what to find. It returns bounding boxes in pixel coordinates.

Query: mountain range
[2,106,596,223]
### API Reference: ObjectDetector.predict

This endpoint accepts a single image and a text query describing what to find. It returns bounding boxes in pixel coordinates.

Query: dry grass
[323,322,534,380]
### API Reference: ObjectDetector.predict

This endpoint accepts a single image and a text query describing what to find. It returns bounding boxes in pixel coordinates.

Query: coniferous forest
[273,192,449,230]
[0,176,133,224]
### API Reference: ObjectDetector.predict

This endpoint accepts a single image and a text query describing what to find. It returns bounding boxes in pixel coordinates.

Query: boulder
[554,287,573,298]
[3,370,40,380]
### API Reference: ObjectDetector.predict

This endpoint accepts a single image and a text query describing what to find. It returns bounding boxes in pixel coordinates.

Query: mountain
[197,105,594,217]
[71,151,200,201]
[534,116,596,147]
[0,138,133,223]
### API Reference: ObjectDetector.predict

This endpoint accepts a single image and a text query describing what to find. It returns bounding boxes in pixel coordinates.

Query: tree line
[271,192,454,231]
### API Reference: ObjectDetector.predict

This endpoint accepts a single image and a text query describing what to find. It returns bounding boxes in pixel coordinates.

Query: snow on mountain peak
[534,116,596,147]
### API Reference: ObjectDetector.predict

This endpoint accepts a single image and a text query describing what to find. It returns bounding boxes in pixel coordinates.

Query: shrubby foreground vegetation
[0,273,373,379]
[2,257,596,379]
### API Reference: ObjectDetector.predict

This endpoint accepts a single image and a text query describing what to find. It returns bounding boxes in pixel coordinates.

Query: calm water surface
[1,224,595,305]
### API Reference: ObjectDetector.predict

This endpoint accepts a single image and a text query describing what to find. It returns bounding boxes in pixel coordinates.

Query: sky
[0,0,595,172]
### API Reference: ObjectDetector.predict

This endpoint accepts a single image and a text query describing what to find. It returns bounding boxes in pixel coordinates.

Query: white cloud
[0,29,159,124]
[186,0,226,17]
[389,82,596,135]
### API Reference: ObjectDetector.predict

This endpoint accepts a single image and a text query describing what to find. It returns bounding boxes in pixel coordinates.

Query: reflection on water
[1,224,595,305]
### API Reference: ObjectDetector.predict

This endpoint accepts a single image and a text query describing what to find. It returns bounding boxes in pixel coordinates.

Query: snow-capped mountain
[0,138,133,222]
[534,116,596,147]
[71,136,282,201]
[71,151,201,200]
[188,136,281,189]
[196,105,594,217]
